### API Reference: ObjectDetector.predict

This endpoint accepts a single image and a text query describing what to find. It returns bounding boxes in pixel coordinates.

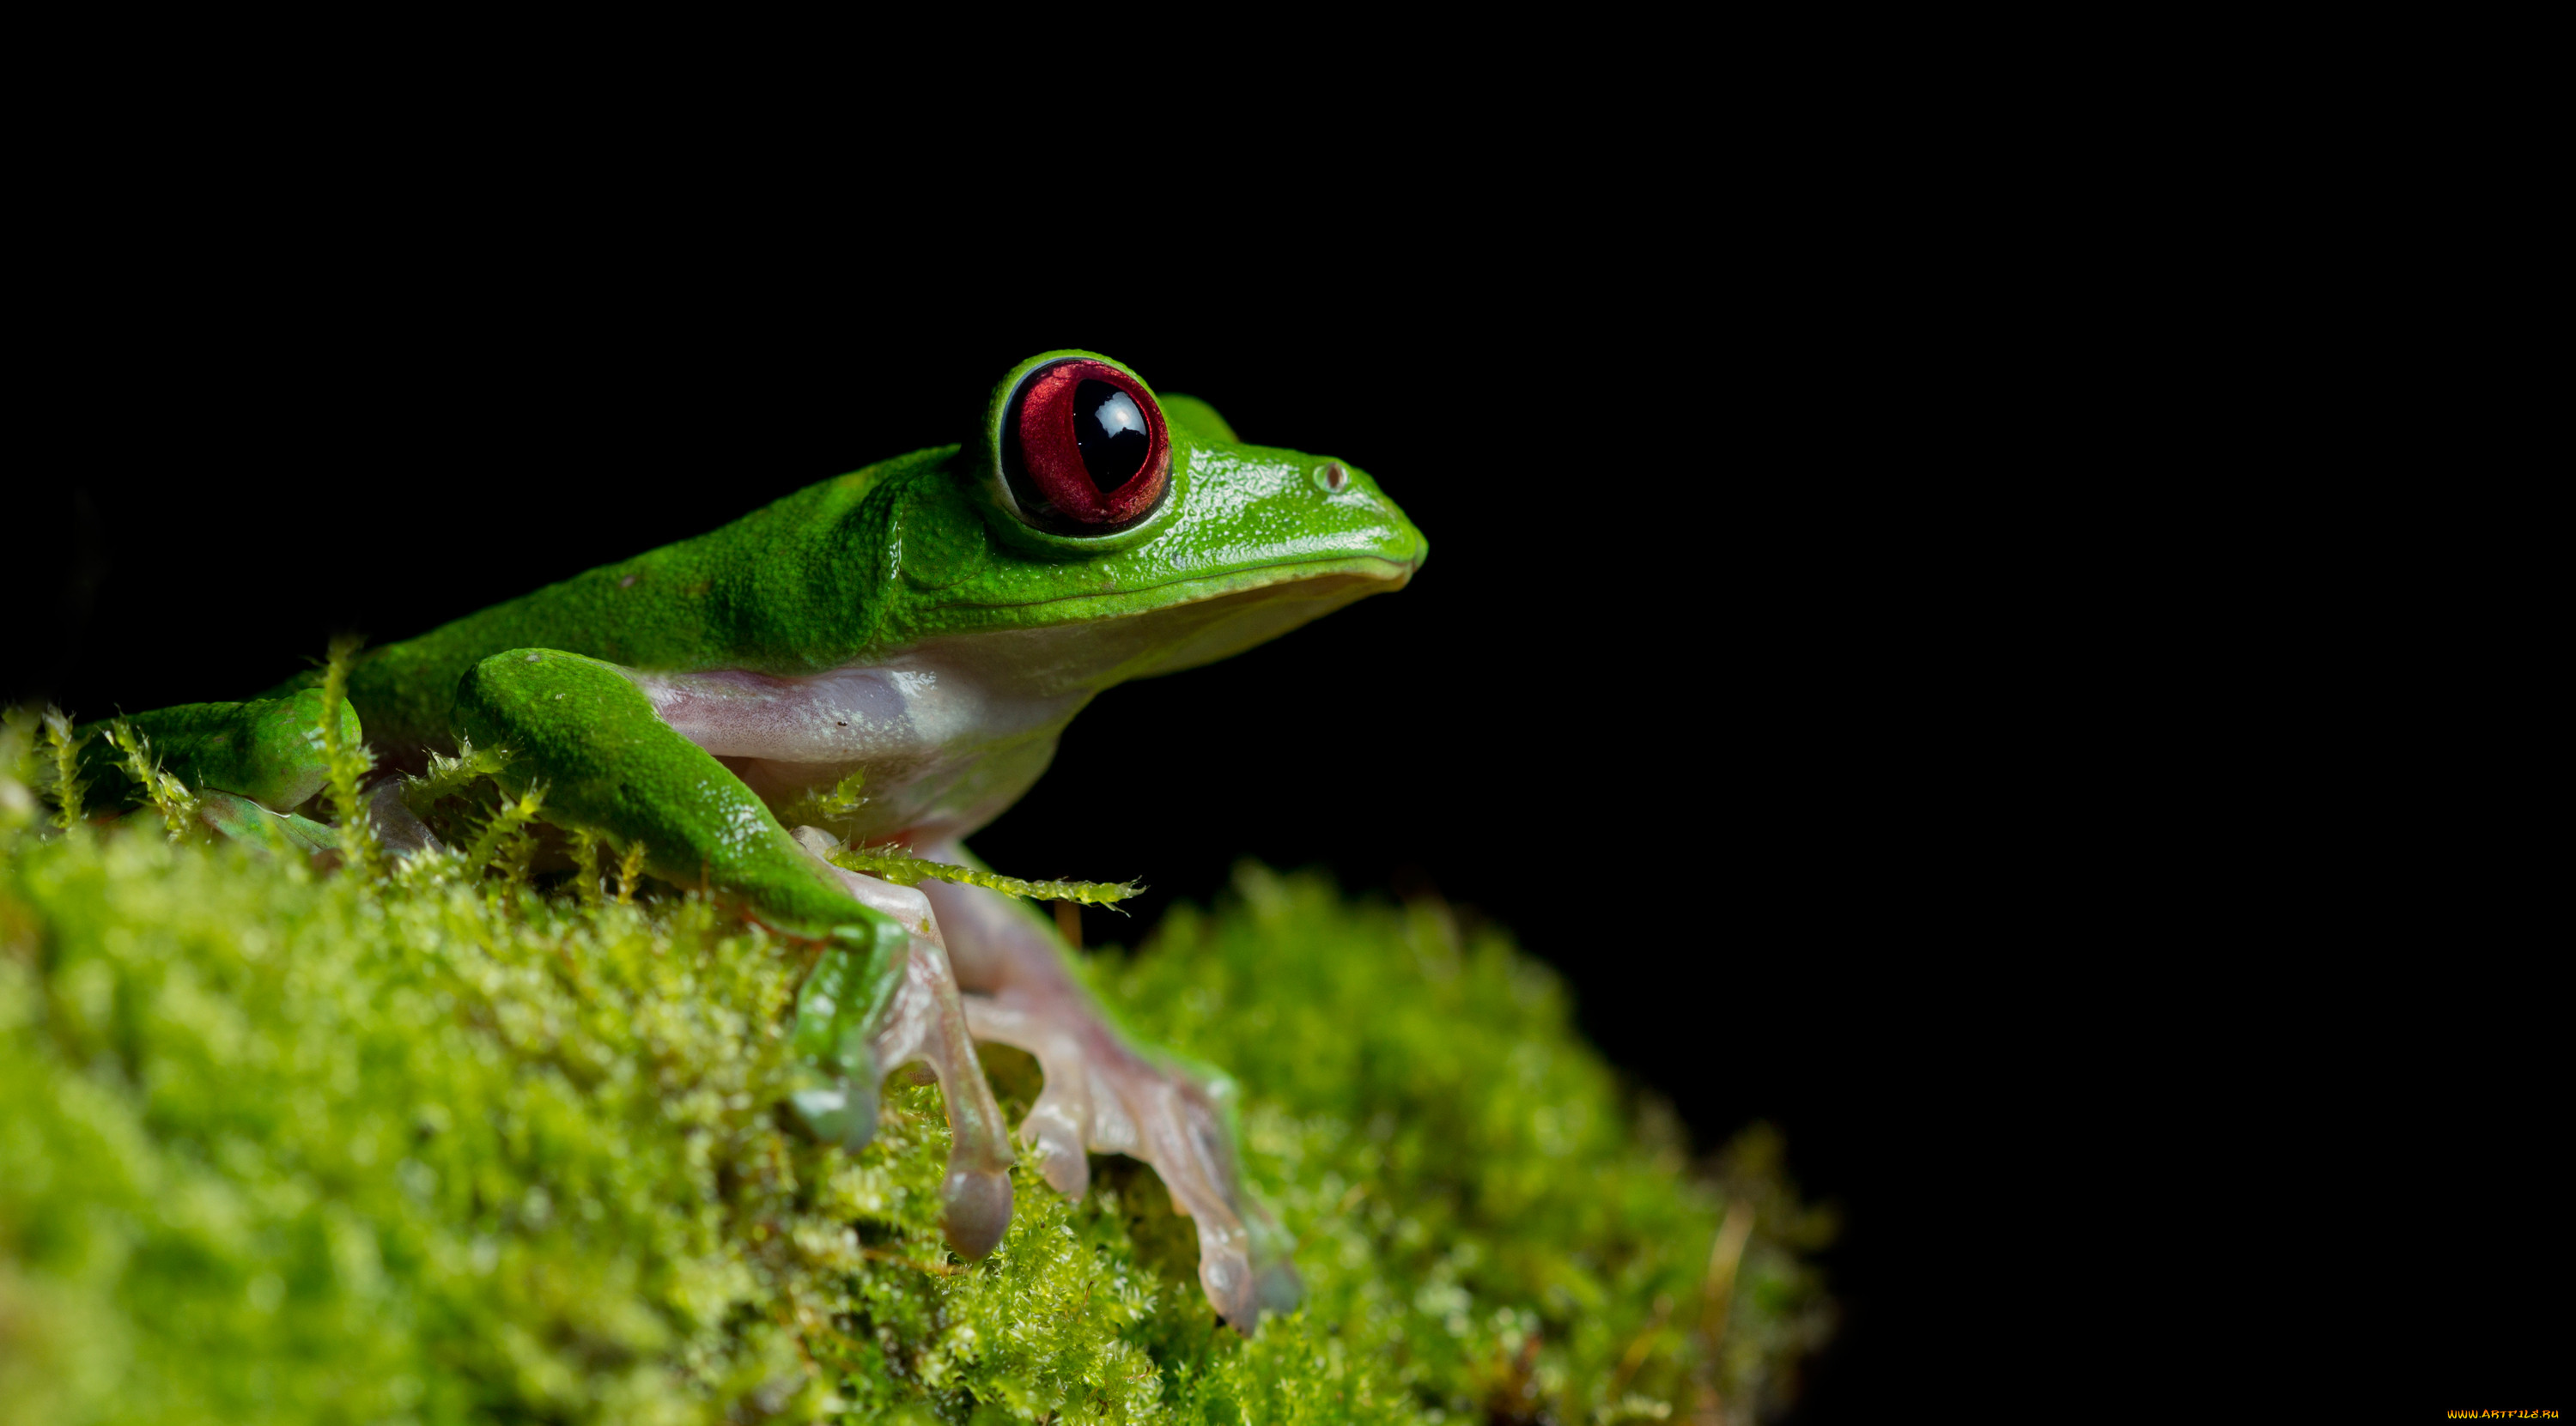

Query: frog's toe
[1145,1078,1264,1326]
[964,996,1097,1196]
[1021,1086,1093,1197]
[1189,1213,1261,1326]
[1178,1158,1303,1323]
[857,932,1019,1259]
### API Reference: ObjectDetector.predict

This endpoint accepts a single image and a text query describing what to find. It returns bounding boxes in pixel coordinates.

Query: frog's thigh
[914,844,1303,1330]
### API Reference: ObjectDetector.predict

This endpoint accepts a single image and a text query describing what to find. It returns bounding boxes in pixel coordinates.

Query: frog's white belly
[627,647,1087,845]
[629,654,1069,764]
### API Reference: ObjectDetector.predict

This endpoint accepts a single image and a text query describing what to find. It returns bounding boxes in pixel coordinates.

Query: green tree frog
[78,350,1425,1329]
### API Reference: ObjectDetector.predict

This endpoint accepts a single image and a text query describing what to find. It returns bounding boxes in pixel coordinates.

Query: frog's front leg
[450,650,1016,1255]
[911,847,1303,1330]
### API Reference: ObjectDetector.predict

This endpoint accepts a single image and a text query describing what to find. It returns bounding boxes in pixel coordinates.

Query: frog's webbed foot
[963,991,1299,1326]
[791,828,1015,1258]
[914,856,1303,1329]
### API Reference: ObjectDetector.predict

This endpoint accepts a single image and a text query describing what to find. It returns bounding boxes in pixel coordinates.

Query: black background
[10,200,2556,1416]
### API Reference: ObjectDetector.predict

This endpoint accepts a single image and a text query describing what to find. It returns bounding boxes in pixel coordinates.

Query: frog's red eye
[1002,359,1170,529]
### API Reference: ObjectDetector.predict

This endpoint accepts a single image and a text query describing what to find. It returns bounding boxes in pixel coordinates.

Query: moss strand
[102,716,201,840]
[318,635,385,878]
[38,707,86,832]
[824,840,1144,910]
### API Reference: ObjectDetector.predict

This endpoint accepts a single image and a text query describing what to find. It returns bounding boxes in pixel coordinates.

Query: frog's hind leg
[72,692,447,856]
[450,649,1016,1256]
[912,844,1303,1331]
[77,690,355,822]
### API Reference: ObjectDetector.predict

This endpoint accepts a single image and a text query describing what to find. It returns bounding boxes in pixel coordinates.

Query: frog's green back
[331,455,929,747]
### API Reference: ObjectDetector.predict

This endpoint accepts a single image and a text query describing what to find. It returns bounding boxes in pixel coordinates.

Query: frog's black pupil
[1073,379,1150,490]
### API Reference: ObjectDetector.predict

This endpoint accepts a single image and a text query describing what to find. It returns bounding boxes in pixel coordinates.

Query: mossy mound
[0,829,1831,1423]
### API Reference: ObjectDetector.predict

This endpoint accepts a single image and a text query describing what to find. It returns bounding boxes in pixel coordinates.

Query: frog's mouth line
[917,553,1419,683]
[932,552,1419,616]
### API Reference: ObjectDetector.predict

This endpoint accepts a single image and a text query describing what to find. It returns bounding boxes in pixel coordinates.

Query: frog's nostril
[1317,460,1349,494]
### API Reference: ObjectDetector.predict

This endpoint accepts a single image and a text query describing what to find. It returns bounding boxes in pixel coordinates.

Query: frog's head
[881,349,1425,687]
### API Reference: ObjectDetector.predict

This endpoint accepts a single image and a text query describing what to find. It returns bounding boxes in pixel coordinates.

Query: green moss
[0,825,1830,1423]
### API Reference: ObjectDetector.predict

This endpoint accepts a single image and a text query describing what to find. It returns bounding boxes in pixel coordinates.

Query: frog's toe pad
[851,928,1020,1259]
[942,1164,1013,1259]
[1021,1095,1091,1198]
